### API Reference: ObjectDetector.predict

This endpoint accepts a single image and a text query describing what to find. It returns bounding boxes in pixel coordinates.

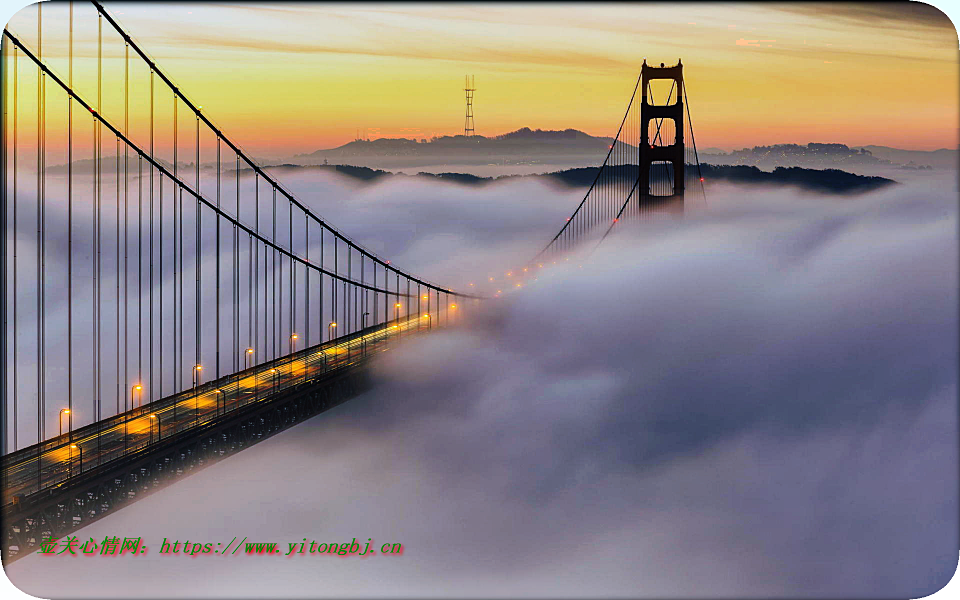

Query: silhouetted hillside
[531,164,895,195]
[696,164,896,194]
[293,128,632,163]
[249,162,896,195]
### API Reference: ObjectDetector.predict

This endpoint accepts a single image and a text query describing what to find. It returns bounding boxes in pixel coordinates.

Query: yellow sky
[5,2,959,156]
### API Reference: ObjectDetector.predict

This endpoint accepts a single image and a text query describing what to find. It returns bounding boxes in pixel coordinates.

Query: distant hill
[701,142,957,170]
[857,145,958,170]
[292,128,634,164]
[248,162,897,195]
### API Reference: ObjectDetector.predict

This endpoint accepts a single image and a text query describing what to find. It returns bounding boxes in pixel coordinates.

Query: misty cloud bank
[5,172,957,598]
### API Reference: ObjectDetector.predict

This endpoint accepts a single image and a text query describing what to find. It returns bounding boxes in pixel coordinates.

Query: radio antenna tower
[464,75,476,136]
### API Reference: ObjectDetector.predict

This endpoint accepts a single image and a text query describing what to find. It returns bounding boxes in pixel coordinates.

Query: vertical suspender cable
[11,44,17,451]
[149,69,154,401]
[37,2,45,444]
[123,41,128,408]
[1,29,8,452]
[138,153,142,390]
[115,135,120,415]
[272,185,277,358]
[290,200,294,343]
[173,94,179,394]
[254,172,259,365]
[67,0,73,436]
[233,155,239,373]
[195,116,200,387]
[215,137,220,378]
[305,214,309,346]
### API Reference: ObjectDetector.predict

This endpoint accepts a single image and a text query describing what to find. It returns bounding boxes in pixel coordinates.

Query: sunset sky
[4,1,959,157]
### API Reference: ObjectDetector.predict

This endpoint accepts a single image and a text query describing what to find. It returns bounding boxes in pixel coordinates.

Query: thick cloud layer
[4,172,957,598]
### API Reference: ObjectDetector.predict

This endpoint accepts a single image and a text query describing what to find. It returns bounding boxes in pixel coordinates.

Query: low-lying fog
[5,169,957,598]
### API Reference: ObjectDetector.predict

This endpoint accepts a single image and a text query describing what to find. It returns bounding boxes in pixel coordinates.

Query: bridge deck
[1,316,431,508]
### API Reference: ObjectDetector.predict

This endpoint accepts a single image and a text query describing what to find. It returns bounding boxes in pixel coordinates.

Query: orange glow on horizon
[4,2,957,158]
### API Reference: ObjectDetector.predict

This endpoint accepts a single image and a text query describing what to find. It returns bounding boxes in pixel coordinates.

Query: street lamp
[394,303,402,335]
[130,384,143,411]
[269,368,278,392]
[149,414,159,443]
[215,389,225,417]
[59,408,71,438]
[290,333,299,354]
[69,444,82,477]
[245,348,254,370]
[193,366,202,424]
[361,313,370,355]
[328,322,337,341]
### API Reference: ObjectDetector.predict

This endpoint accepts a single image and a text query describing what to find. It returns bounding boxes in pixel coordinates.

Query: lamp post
[328,322,336,341]
[422,313,431,331]
[269,369,278,392]
[394,303,402,337]
[69,444,82,477]
[130,384,143,411]
[361,313,370,355]
[215,389,224,417]
[59,409,71,438]
[290,333,298,355]
[149,414,159,443]
[193,365,202,425]
[245,348,254,370]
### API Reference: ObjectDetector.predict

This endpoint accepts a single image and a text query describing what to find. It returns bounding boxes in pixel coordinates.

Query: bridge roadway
[1,313,439,509]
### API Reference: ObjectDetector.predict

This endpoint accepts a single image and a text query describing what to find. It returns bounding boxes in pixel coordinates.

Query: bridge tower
[639,59,684,211]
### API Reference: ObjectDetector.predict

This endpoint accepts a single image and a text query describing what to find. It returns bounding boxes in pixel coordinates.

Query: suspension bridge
[0,1,705,562]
